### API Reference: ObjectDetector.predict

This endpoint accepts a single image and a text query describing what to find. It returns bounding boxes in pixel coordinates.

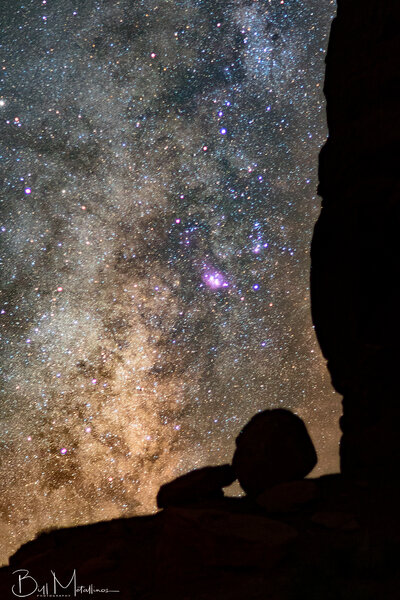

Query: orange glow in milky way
[0,0,338,565]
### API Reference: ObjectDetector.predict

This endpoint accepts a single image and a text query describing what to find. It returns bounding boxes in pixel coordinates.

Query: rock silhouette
[156,409,316,505]
[256,479,318,513]
[311,0,400,480]
[2,475,399,600]
[156,464,236,508]
[232,408,317,496]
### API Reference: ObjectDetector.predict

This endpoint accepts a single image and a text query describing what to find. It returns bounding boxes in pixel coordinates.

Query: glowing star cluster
[202,270,229,290]
[0,0,338,566]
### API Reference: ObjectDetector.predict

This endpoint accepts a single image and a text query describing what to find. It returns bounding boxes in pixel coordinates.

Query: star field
[0,0,337,564]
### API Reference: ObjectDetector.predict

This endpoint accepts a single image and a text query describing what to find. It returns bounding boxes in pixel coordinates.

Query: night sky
[0,0,337,564]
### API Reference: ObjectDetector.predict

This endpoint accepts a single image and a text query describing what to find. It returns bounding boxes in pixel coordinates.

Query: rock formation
[156,464,235,508]
[311,0,400,480]
[2,475,399,600]
[156,408,316,507]
[232,409,317,496]
[256,479,318,513]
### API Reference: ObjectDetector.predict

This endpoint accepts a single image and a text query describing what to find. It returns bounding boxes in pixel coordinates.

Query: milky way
[0,0,337,564]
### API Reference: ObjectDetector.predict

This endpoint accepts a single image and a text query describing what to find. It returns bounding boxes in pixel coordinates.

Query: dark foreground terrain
[1,475,399,599]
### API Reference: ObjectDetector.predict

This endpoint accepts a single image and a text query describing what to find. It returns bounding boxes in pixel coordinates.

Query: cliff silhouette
[1,2,400,598]
[311,0,400,482]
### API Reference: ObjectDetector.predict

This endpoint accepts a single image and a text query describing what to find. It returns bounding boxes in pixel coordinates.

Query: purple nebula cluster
[202,269,229,290]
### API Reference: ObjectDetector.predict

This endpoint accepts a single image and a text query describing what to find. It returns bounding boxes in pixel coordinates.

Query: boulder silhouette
[232,409,317,496]
[157,464,236,508]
